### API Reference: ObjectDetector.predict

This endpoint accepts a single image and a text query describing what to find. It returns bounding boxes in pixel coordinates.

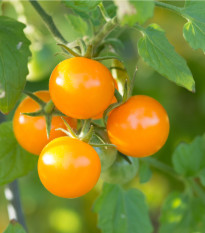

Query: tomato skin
[107,95,170,157]
[101,155,139,184]
[13,91,77,155]
[49,57,115,119]
[38,137,101,198]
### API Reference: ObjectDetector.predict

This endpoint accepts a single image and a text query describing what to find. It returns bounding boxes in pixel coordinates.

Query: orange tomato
[49,57,115,119]
[13,91,77,155]
[93,79,118,120]
[38,137,101,198]
[107,95,170,157]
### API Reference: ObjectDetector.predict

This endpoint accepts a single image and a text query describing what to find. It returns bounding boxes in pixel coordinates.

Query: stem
[142,157,185,182]
[4,180,28,232]
[44,100,55,114]
[98,2,111,22]
[114,89,123,103]
[29,0,67,44]
[90,16,118,49]
[155,1,182,14]
[79,119,91,138]
[84,45,93,58]
[189,179,205,204]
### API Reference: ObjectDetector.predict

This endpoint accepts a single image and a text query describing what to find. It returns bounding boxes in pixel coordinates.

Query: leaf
[0,122,37,185]
[181,0,205,52]
[0,16,31,113]
[115,0,154,26]
[63,0,100,12]
[139,161,152,184]
[66,14,92,38]
[172,135,205,179]
[137,24,195,92]
[159,192,205,233]
[3,220,26,233]
[94,183,153,233]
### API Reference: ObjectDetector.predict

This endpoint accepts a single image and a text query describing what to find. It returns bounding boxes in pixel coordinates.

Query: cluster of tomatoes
[13,57,169,198]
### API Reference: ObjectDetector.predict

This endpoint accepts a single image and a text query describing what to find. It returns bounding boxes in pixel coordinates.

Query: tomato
[38,137,101,198]
[49,57,115,119]
[107,95,170,157]
[93,79,118,119]
[13,91,77,155]
[101,154,139,184]
[92,129,117,171]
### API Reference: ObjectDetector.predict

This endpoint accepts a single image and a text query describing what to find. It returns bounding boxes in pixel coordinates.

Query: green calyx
[22,91,65,138]
[57,118,116,148]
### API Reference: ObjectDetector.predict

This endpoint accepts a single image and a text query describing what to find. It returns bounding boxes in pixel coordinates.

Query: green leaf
[3,220,26,233]
[137,24,195,92]
[0,122,37,185]
[115,0,154,26]
[66,14,92,38]
[94,183,153,233]
[139,161,152,184]
[0,16,31,113]
[63,0,100,12]
[181,0,205,52]
[172,135,205,179]
[159,192,205,233]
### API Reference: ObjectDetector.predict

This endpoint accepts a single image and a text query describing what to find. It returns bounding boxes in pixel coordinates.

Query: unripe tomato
[38,137,101,198]
[13,91,77,155]
[101,154,139,184]
[49,57,115,119]
[92,129,117,171]
[107,95,170,157]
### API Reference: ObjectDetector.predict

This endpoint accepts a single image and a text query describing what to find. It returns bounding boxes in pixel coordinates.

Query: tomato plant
[1,1,205,233]
[38,137,101,198]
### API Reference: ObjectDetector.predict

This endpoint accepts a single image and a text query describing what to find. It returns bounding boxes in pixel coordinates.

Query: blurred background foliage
[0,0,204,232]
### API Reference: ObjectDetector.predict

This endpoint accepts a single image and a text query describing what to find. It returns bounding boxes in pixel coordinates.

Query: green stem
[90,16,118,49]
[189,178,205,203]
[44,100,55,114]
[142,157,185,182]
[57,43,82,57]
[98,2,111,22]
[79,119,91,138]
[29,0,67,44]
[84,45,93,58]
[155,1,182,14]
[114,89,123,103]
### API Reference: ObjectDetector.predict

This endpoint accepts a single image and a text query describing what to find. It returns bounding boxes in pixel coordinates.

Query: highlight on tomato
[107,95,170,157]
[49,57,115,119]
[13,91,77,155]
[38,137,101,198]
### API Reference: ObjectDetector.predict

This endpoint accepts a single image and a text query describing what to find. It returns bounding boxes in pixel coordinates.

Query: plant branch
[29,0,67,44]
[4,180,28,232]
[155,1,182,14]
[90,16,118,49]
[189,178,205,204]
[142,157,185,182]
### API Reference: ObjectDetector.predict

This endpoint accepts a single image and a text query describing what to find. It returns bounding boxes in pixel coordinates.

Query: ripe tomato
[13,91,77,155]
[49,57,115,119]
[38,137,101,198]
[101,154,139,184]
[93,79,118,119]
[92,129,117,171]
[107,95,170,157]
